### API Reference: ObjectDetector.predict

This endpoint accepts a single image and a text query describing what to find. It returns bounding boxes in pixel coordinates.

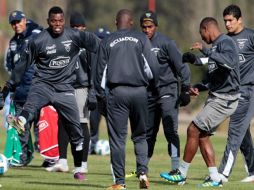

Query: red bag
[38,106,59,159]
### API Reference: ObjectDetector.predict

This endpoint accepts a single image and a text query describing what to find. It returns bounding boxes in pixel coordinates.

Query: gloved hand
[193,83,208,92]
[179,85,191,107]
[87,88,97,111]
[95,87,107,116]
[182,52,196,64]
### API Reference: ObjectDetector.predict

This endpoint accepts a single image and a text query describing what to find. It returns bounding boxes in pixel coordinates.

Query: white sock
[208,167,220,182]
[74,167,82,174]
[178,161,190,178]
[58,158,67,166]
[82,162,87,168]
[171,157,180,170]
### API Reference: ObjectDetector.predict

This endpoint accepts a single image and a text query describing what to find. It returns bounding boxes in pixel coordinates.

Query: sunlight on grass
[0,111,253,189]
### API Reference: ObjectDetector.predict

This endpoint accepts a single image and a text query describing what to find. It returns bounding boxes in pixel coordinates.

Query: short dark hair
[223,4,242,20]
[48,6,64,17]
[116,9,133,23]
[200,17,218,28]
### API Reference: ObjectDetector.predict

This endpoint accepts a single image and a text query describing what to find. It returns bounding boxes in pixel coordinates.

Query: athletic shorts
[193,94,238,133]
[75,88,89,123]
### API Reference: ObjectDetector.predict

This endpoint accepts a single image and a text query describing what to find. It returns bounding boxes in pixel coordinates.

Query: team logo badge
[145,13,151,17]
[63,43,71,52]
[62,40,72,52]
[237,39,247,49]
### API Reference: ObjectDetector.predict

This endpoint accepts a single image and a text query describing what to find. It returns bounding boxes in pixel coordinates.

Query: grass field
[0,112,254,190]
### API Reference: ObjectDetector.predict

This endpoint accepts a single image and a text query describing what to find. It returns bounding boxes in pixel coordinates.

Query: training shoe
[160,169,186,185]
[46,163,69,172]
[7,115,26,134]
[80,165,88,174]
[125,170,137,178]
[219,173,228,183]
[74,172,85,181]
[139,172,150,189]
[41,159,56,168]
[241,175,254,182]
[106,184,126,190]
[198,176,223,187]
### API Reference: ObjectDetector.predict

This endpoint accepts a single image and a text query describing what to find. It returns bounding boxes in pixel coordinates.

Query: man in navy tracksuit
[139,11,191,172]
[218,4,254,183]
[5,10,42,166]
[3,6,99,180]
[95,9,159,190]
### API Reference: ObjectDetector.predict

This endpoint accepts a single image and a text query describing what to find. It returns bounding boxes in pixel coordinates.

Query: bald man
[160,17,240,187]
[95,9,159,190]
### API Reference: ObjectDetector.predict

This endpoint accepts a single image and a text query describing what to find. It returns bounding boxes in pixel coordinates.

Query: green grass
[0,116,253,190]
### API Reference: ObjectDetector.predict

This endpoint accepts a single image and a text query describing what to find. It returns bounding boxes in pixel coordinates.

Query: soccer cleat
[125,170,137,178]
[7,115,26,134]
[106,184,126,190]
[46,163,69,172]
[219,173,228,183]
[74,172,85,181]
[241,175,254,182]
[198,176,223,187]
[160,169,186,185]
[139,172,150,189]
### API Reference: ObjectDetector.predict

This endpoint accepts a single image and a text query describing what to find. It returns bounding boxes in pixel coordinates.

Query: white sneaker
[241,175,254,182]
[46,163,69,172]
[219,173,228,183]
[80,165,88,174]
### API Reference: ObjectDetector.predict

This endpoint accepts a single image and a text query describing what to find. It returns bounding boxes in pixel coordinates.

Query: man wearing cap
[139,10,191,174]
[3,10,43,166]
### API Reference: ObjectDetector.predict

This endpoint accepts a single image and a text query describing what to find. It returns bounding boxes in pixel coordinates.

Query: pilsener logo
[49,56,70,68]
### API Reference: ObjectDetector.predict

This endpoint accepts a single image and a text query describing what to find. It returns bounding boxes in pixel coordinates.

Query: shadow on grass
[26,181,106,188]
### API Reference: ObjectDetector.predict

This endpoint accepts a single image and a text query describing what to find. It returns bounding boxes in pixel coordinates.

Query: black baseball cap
[70,12,86,27]
[140,10,158,26]
[9,10,26,24]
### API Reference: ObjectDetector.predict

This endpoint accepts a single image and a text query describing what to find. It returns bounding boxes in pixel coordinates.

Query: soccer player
[218,4,254,183]
[3,6,99,180]
[95,9,159,190]
[4,10,42,166]
[160,17,240,187]
[46,12,94,176]
[140,10,191,172]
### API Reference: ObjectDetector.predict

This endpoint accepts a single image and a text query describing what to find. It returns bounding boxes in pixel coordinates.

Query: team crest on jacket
[237,38,247,49]
[62,40,72,52]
